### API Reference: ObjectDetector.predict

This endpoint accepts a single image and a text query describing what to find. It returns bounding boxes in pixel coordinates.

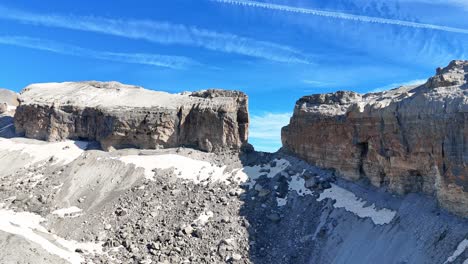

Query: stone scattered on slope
[14,81,250,152]
[282,60,468,217]
[0,136,466,264]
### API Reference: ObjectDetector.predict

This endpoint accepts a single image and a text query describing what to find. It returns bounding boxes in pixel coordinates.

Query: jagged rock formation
[282,60,468,217]
[14,81,249,152]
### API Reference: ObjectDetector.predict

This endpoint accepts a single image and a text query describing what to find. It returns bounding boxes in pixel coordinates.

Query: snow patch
[52,206,83,218]
[444,239,468,264]
[276,197,287,207]
[6,105,17,111]
[118,154,227,183]
[233,159,291,188]
[317,184,396,225]
[0,138,88,165]
[0,209,102,264]
[288,175,313,196]
[356,102,367,112]
[194,211,214,226]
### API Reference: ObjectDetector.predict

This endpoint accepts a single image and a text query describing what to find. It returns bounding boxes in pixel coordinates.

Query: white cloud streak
[212,0,468,35]
[302,79,336,87]
[249,112,291,152]
[0,36,197,69]
[396,0,468,10]
[0,5,312,64]
[250,112,292,140]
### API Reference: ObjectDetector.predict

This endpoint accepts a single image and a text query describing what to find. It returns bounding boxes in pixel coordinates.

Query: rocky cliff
[282,60,468,216]
[14,81,249,152]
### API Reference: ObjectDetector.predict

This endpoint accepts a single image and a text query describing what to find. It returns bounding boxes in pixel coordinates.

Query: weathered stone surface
[282,60,468,216]
[14,81,249,152]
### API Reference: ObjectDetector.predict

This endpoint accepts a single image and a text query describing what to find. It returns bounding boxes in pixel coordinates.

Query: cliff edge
[282,60,468,216]
[14,81,249,152]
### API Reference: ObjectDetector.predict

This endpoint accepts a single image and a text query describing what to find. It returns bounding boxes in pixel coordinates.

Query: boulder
[282,60,468,216]
[14,81,249,152]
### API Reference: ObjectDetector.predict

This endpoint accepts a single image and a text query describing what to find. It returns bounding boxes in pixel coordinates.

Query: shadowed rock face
[282,60,468,217]
[14,81,249,152]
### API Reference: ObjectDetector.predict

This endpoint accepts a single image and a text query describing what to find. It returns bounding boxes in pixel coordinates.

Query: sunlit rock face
[282,60,468,217]
[14,81,249,152]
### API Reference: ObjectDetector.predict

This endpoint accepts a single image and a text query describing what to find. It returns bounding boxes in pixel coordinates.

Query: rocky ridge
[282,60,468,217]
[14,81,249,152]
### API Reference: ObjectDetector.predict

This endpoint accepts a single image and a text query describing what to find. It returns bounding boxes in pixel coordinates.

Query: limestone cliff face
[14,81,249,152]
[282,60,468,216]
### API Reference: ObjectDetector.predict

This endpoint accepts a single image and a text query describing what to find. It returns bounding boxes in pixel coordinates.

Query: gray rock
[304,178,318,189]
[14,81,249,153]
[282,60,468,217]
[266,213,281,223]
[231,253,242,261]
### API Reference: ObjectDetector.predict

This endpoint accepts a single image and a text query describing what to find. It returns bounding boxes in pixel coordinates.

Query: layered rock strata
[282,60,468,216]
[14,81,249,152]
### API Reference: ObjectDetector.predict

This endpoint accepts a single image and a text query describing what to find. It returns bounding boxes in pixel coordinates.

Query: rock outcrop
[282,60,468,216]
[14,81,249,152]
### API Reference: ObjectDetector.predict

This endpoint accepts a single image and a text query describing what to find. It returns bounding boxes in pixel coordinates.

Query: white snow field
[444,238,468,264]
[118,154,228,182]
[52,206,83,218]
[0,138,88,165]
[0,209,102,264]
[317,184,397,225]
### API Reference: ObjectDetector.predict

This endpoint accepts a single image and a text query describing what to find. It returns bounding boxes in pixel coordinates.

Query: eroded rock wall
[14,81,249,152]
[282,60,468,216]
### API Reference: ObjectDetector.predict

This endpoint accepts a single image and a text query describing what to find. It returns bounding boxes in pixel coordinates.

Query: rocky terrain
[14,81,249,152]
[0,66,467,264]
[282,60,468,217]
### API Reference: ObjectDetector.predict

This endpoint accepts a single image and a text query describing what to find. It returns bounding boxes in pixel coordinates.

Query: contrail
[0,5,313,64]
[0,36,198,69]
[212,0,468,35]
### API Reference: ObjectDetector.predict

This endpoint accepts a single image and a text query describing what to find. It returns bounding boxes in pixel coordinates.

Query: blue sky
[0,0,467,152]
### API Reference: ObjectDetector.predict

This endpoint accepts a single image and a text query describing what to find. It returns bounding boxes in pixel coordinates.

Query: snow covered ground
[0,138,88,165]
[444,239,468,264]
[52,207,83,218]
[0,209,102,264]
[119,155,397,225]
[118,154,228,183]
[0,137,465,263]
[318,184,397,225]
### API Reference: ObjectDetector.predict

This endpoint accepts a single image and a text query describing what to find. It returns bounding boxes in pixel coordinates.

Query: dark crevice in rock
[357,142,369,178]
